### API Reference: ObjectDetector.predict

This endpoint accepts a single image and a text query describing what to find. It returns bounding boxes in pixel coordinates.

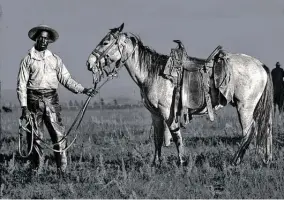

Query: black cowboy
[17,24,94,173]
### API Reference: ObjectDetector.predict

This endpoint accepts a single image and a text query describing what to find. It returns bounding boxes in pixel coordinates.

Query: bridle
[91,32,121,67]
[90,32,138,87]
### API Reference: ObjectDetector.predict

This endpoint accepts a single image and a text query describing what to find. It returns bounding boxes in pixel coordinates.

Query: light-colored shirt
[17,46,85,107]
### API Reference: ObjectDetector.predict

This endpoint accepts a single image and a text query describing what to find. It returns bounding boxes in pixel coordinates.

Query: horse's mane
[128,34,208,74]
[130,33,169,78]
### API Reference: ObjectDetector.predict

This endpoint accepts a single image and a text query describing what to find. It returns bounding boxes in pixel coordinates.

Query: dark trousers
[26,89,67,172]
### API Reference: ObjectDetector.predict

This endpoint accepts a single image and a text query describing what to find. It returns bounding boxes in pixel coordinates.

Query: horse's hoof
[151,158,164,167]
[158,158,164,165]
[262,156,272,166]
[177,158,188,167]
[232,157,241,166]
[151,162,156,167]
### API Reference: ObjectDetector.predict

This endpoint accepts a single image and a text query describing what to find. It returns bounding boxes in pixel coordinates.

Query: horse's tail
[253,64,273,159]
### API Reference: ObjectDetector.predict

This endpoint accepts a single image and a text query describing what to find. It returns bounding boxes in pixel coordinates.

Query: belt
[27,89,57,98]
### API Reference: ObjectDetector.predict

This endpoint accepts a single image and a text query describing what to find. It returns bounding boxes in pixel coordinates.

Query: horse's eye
[103,41,109,45]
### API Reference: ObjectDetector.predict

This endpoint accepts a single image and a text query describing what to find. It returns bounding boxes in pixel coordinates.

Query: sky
[1,0,284,101]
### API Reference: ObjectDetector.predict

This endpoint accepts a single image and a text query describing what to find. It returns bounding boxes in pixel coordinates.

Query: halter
[90,32,138,86]
[91,33,120,66]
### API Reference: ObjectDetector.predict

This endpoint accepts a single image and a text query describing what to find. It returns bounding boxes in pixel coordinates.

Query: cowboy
[271,61,284,113]
[17,25,95,174]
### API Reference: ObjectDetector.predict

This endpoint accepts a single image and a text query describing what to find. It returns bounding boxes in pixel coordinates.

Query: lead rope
[18,115,34,158]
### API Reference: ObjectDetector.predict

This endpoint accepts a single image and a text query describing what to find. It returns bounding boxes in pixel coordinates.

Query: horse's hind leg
[262,110,273,164]
[233,105,256,165]
[168,121,185,165]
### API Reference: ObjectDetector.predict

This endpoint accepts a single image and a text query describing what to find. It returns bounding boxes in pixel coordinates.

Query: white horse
[86,23,273,166]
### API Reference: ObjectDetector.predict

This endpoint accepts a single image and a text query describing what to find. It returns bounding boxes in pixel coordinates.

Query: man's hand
[82,88,97,97]
[21,106,31,120]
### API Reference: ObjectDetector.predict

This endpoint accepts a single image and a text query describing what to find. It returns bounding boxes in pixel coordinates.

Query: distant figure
[2,106,12,112]
[271,61,284,113]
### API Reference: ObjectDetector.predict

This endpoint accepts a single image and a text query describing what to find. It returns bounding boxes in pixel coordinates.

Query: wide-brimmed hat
[28,24,59,43]
[276,61,281,66]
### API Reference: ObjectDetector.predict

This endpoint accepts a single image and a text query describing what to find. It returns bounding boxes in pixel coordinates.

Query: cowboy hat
[276,61,281,66]
[28,24,59,43]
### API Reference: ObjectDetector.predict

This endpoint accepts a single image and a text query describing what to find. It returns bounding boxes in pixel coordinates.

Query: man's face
[35,31,50,51]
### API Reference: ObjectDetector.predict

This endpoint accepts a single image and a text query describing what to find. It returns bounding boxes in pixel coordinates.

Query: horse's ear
[118,23,124,32]
[109,23,124,33]
[110,27,118,33]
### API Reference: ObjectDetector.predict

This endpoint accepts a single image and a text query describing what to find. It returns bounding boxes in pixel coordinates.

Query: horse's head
[87,23,136,82]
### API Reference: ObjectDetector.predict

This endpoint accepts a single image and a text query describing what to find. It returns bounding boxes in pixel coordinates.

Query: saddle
[164,40,223,124]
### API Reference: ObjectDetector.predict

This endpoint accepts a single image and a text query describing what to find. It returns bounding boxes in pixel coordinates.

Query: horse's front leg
[151,115,166,166]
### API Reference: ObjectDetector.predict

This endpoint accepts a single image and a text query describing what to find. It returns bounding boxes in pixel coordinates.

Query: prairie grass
[1,106,284,198]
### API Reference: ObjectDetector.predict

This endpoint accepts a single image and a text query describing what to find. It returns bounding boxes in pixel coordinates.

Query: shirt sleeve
[56,56,85,94]
[16,57,30,107]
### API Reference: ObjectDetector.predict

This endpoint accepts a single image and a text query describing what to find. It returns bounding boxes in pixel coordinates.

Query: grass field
[1,106,284,199]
